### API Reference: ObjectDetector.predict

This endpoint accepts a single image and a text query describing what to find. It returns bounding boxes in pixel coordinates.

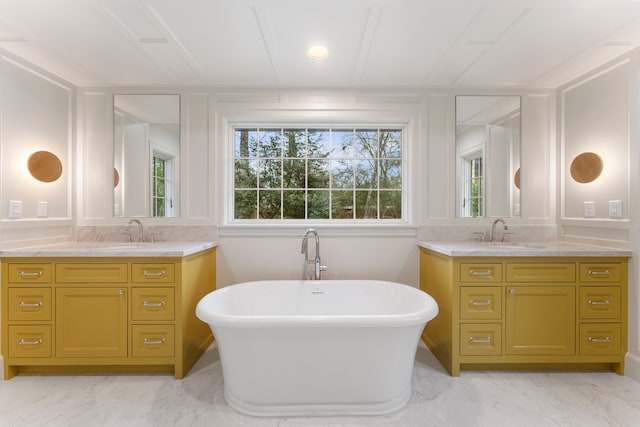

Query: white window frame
[228,124,408,225]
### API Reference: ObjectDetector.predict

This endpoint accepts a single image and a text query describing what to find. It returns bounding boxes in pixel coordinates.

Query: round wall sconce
[570,152,603,183]
[514,168,521,189]
[27,151,63,183]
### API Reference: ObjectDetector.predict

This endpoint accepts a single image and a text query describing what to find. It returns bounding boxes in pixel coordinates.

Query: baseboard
[625,352,640,383]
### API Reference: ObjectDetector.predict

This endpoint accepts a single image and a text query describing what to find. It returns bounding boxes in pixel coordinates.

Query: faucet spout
[127,219,144,243]
[301,228,327,280]
[490,218,508,243]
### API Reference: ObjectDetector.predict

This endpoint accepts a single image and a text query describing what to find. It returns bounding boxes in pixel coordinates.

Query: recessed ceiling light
[307,46,329,60]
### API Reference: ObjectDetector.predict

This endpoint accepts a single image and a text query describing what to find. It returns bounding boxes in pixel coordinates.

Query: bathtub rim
[195,279,439,328]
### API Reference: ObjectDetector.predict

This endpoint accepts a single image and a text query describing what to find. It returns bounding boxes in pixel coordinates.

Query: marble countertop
[419,241,632,257]
[0,241,217,258]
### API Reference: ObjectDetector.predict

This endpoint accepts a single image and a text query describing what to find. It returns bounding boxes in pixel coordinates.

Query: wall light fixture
[27,150,63,182]
[570,152,603,183]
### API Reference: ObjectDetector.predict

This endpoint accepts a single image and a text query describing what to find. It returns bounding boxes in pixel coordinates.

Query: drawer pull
[19,301,43,308]
[143,301,166,308]
[588,336,612,343]
[143,271,165,277]
[469,270,492,277]
[588,270,611,277]
[469,337,492,343]
[18,271,43,277]
[588,299,611,306]
[143,338,166,345]
[469,300,492,306]
[19,338,43,346]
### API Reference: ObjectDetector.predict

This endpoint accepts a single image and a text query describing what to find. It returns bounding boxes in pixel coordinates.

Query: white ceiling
[1,0,640,88]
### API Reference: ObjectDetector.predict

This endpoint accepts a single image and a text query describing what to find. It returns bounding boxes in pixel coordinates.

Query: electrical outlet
[584,201,596,218]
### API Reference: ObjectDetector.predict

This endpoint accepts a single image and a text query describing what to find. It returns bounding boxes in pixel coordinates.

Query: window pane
[356,190,378,219]
[307,129,331,158]
[259,129,281,157]
[235,190,257,219]
[308,190,330,219]
[355,159,377,188]
[380,159,401,189]
[283,190,305,219]
[307,160,330,188]
[380,130,402,158]
[283,129,306,158]
[259,190,281,219]
[235,129,257,158]
[331,190,354,219]
[331,160,353,189]
[380,191,401,219]
[283,159,305,188]
[332,129,355,158]
[353,130,378,158]
[258,159,281,188]
[235,159,257,188]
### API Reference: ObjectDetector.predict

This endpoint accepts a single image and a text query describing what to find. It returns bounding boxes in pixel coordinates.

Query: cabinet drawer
[7,264,52,284]
[132,325,175,357]
[506,263,575,283]
[8,325,52,358]
[56,263,128,283]
[579,263,622,283]
[460,287,502,320]
[579,324,621,356]
[7,288,52,321]
[460,264,502,283]
[131,264,175,283]
[579,287,621,320]
[131,287,175,321]
[460,324,502,356]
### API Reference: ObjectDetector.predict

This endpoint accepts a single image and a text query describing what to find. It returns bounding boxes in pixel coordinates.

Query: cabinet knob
[119,289,125,295]
[509,288,516,295]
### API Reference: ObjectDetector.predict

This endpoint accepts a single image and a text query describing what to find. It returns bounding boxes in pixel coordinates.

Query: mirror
[455,95,521,218]
[113,94,180,217]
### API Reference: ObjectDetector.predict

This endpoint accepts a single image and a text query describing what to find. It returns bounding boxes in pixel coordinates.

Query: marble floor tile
[2,343,640,427]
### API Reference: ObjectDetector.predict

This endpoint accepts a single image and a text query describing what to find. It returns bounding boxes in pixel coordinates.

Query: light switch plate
[609,200,622,218]
[9,200,22,218]
[37,201,48,217]
[584,201,596,218]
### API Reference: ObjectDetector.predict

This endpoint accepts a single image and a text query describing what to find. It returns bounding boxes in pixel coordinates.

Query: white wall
[558,49,640,382]
[0,50,74,247]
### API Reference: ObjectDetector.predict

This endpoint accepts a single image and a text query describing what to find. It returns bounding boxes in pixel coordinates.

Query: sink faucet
[301,228,328,280]
[127,219,144,243]
[490,218,508,242]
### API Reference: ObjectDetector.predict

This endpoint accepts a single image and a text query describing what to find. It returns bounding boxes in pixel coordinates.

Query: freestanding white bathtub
[195,280,439,417]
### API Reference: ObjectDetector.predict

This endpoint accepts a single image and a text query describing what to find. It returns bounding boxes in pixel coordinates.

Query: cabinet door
[56,287,127,358]
[506,286,575,355]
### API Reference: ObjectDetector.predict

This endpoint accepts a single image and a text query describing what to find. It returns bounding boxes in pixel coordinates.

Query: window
[462,154,483,217]
[232,127,403,221]
[151,152,175,217]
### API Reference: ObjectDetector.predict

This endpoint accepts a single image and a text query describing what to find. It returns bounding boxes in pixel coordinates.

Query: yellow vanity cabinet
[420,249,628,376]
[1,248,216,380]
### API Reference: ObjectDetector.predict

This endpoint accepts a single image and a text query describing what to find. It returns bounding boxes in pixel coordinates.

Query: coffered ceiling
[1,0,640,88]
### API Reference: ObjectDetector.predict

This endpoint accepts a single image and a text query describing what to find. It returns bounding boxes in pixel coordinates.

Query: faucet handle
[502,231,515,243]
[473,231,485,243]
